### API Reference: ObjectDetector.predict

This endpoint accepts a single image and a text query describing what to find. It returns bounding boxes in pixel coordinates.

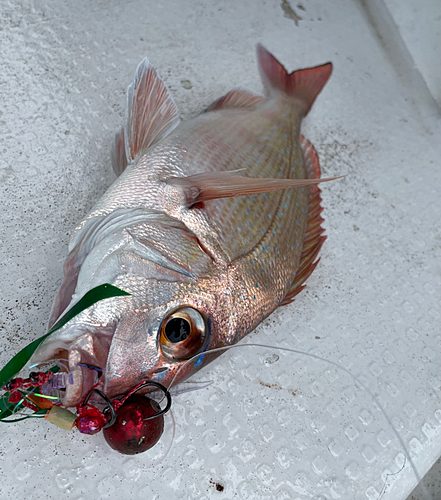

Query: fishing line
[166,342,423,490]
[57,359,70,372]
[0,414,47,423]
[28,358,69,372]
[377,456,406,500]
[8,385,38,417]
[0,358,72,420]
[1,341,427,495]
[139,408,176,469]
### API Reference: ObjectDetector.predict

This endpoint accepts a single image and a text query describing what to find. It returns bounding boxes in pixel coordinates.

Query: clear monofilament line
[166,342,422,488]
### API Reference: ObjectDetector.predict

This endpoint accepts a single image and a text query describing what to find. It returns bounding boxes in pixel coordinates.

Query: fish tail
[257,44,332,116]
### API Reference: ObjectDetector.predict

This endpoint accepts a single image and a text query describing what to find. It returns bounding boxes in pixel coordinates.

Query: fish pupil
[165,318,190,343]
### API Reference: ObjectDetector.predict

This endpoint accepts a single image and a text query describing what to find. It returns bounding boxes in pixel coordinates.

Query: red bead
[8,391,22,404]
[76,406,107,435]
[103,395,164,455]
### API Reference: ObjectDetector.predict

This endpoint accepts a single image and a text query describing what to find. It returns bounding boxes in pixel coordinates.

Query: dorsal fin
[257,44,332,116]
[113,58,180,174]
[280,135,327,306]
[206,89,264,112]
[111,126,128,176]
[111,59,180,176]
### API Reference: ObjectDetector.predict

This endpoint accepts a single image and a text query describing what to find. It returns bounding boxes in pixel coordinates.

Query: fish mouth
[65,351,104,407]
[61,330,114,408]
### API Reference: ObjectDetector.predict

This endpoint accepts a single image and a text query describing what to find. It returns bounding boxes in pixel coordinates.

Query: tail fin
[257,44,332,116]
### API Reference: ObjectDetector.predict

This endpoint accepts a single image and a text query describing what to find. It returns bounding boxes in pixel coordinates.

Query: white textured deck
[0,1,440,499]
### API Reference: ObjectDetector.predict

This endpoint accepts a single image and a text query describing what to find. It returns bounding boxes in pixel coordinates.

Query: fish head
[31,220,230,407]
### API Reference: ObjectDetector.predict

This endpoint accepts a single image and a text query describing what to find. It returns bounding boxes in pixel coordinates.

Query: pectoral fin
[166,170,341,207]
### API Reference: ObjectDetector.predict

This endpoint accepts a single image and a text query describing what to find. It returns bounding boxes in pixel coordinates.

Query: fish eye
[159,307,208,360]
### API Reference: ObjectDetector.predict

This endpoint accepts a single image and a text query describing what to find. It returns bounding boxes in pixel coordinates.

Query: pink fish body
[29,45,333,407]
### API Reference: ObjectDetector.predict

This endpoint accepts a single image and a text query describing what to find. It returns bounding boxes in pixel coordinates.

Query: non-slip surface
[0,1,440,499]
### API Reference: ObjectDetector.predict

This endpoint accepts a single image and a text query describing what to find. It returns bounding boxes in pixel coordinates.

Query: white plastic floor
[0,1,440,499]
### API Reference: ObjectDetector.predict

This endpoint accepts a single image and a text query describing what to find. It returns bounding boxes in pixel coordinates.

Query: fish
[27,45,333,408]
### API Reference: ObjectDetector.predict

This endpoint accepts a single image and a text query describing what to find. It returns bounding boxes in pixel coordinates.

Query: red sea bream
[28,45,334,407]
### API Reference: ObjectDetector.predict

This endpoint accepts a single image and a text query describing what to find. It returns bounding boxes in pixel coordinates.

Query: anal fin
[281,135,327,306]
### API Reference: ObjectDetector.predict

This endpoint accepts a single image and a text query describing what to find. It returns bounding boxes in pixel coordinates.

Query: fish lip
[63,334,113,407]
[63,353,104,407]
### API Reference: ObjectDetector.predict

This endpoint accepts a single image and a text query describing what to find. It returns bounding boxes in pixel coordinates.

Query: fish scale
[79,105,307,267]
[177,108,307,264]
[26,45,334,407]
